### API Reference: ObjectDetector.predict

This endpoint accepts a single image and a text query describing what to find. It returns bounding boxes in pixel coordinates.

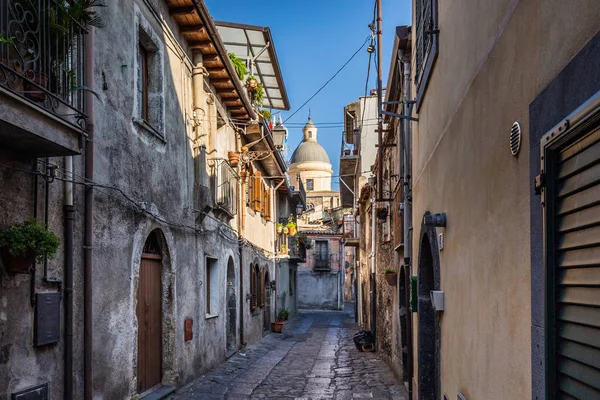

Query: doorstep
[140,385,176,400]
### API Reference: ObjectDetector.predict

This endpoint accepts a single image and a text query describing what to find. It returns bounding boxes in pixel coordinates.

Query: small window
[306,179,314,191]
[206,257,218,317]
[309,132,313,138]
[134,19,165,139]
[250,264,260,310]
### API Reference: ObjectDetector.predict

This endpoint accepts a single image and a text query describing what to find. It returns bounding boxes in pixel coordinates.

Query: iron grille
[216,160,238,216]
[0,0,90,129]
[415,0,435,86]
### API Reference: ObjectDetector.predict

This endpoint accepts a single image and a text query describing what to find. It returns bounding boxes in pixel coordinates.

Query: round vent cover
[510,122,522,156]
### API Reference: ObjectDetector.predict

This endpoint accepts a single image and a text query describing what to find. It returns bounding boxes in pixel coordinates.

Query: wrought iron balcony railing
[288,240,306,261]
[214,160,238,217]
[0,0,89,130]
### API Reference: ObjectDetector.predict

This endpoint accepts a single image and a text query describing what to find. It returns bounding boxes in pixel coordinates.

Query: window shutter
[250,265,257,310]
[252,172,262,212]
[259,267,264,307]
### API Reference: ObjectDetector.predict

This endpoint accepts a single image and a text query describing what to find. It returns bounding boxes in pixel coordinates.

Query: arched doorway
[137,231,163,394]
[226,257,236,356]
[399,265,410,388]
[417,216,441,400]
[263,269,271,331]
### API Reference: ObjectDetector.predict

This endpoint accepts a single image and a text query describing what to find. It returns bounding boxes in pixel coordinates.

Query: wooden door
[137,252,162,394]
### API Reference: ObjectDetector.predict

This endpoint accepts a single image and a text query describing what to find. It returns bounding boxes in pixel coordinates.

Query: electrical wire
[283,35,372,124]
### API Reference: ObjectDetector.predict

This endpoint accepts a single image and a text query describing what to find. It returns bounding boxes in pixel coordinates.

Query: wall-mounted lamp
[424,212,446,227]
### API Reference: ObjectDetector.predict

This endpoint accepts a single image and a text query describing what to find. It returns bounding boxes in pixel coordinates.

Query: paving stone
[168,304,408,400]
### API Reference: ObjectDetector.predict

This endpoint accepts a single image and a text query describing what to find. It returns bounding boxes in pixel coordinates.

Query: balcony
[343,214,359,247]
[288,240,306,262]
[0,0,89,156]
[214,160,238,218]
[314,254,339,272]
[340,130,359,207]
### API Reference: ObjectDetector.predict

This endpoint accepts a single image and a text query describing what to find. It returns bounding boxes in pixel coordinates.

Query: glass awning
[215,21,290,111]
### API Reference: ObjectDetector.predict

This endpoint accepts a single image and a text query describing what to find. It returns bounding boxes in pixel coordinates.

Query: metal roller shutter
[552,126,600,399]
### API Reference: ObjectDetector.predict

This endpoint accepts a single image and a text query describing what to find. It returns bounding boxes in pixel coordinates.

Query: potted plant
[282,226,289,235]
[383,269,398,286]
[276,222,283,235]
[297,232,313,249]
[245,75,264,105]
[286,221,297,236]
[227,151,240,167]
[0,219,60,274]
[279,244,288,254]
[271,308,288,333]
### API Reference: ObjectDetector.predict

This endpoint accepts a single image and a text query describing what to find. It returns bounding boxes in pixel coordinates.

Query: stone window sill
[133,118,165,142]
[205,313,218,320]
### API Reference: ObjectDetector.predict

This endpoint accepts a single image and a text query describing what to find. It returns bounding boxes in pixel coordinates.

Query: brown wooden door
[137,253,162,394]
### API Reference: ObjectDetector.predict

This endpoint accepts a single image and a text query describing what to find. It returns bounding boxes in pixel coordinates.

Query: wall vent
[510,121,522,156]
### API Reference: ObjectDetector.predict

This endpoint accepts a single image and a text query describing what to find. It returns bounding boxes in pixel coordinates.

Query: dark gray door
[546,125,600,398]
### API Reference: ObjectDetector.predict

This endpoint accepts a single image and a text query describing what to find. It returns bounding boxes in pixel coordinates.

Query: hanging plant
[245,75,264,105]
[228,53,247,80]
[276,222,283,234]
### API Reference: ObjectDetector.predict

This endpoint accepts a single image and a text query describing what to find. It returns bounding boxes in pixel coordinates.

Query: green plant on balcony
[0,33,14,45]
[259,109,272,121]
[276,222,283,234]
[286,221,297,236]
[0,219,60,273]
[279,244,288,254]
[296,232,313,249]
[228,52,247,80]
[7,0,105,101]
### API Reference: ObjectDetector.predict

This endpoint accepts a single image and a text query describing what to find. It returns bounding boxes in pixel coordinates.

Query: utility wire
[283,35,371,124]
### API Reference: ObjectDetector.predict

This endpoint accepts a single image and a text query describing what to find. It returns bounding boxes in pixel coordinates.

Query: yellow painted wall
[410,0,600,398]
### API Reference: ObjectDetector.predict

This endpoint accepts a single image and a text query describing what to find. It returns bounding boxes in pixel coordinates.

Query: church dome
[290,117,331,164]
[290,141,331,164]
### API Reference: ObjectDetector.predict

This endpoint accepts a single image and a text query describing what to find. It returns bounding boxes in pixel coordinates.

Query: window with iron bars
[414,0,439,107]
[215,160,238,216]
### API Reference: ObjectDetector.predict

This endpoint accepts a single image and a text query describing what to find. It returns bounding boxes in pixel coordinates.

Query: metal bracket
[534,173,545,195]
[381,110,419,122]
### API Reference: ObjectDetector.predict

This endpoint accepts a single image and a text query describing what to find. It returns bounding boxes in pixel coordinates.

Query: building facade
[0,1,296,399]
[404,1,600,399]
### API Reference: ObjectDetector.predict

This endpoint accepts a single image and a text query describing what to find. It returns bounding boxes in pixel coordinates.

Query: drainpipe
[370,191,377,337]
[63,156,74,400]
[83,27,95,400]
[401,49,413,399]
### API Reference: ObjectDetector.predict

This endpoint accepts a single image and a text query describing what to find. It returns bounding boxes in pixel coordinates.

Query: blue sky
[205,0,412,188]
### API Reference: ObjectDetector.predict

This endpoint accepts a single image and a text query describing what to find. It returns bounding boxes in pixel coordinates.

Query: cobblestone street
[169,305,408,399]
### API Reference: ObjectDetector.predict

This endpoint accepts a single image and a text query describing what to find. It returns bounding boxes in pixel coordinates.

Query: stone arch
[417,212,441,400]
[133,227,178,395]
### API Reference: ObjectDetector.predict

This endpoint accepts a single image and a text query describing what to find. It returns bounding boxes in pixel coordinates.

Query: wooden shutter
[250,264,257,310]
[252,172,262,212]
[259,267,265,307]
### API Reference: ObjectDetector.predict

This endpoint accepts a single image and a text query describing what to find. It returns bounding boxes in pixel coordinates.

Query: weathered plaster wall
[297,235,343,309]
[241,246,274,345]
[0,152,85,399]
[409,0,600,398]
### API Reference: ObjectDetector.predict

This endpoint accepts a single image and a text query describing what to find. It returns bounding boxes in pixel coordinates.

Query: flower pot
[384,272,398,286]
[344,149,350,155]
[246,79,258,91]
[1,249,34,274]
[288,227,296,236]
[271,321,284,333]
[228,151,240,168]
[353,149,359,155]
[276,226,283,234]
[23,71,48,103]
[283,227,289,235]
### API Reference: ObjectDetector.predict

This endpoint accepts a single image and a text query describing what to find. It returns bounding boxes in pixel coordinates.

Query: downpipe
[83,27,95,400]
[63,156,74,400]
[370,191,377,338]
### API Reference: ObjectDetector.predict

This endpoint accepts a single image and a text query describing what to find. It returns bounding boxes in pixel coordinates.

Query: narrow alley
[169,305,408,400]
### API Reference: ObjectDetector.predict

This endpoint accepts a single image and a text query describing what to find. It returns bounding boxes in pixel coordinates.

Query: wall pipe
[401,51,413,399]
[370,191,377,337]
[83,27,95,400]
[63,156,74,400]
[31,160,38,307]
